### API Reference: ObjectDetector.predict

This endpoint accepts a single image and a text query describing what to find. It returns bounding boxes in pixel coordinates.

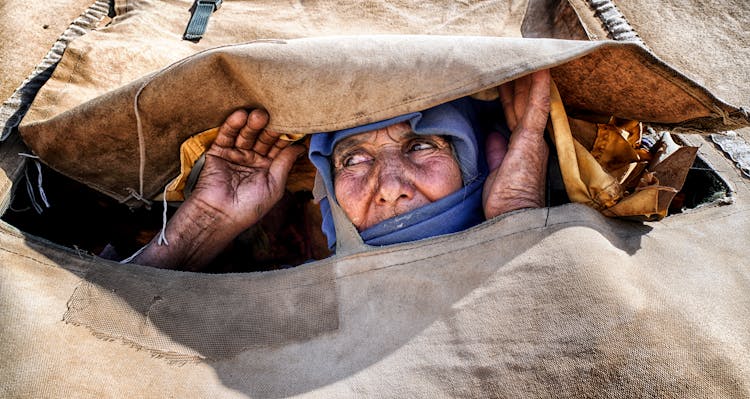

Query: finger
[235,109,269,150]
[213,109,249,148]
[269,144,306,187]
[513,74,532,123]
[519,70,551,133]
[267,136,292,159]
[206,145,260,166]
[499,82,517,131]
[252,128,284,156]
[485,131,508,171]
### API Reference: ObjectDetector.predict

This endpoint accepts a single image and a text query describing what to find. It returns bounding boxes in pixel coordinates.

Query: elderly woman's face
[332,122,463,231]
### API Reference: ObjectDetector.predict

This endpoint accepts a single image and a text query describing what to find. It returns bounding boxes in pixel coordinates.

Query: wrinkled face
[332,122,463,231]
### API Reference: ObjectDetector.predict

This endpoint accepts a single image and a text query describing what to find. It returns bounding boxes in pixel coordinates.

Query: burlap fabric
[2,156,749,397]
[0,0,109,212]
[0,0,104,102]
[2,0,750,398]
[17,0,749,206]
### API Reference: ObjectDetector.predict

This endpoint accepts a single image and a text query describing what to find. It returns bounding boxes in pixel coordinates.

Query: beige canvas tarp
[2,0,750,398]
[20,35,747,205]
[0,0,103,102]
[15,0,750,206]
[2,167,749,398]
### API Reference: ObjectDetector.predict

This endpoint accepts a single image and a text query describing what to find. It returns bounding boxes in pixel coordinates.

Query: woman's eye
[408,141,436,152]
[343,153,372,167]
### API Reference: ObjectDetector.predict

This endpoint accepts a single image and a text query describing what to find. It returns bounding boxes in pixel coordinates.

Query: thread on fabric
[133,82,149,200]
[92,41,271,205]
[157,184,171,246]
[119,244,148,264]
[121,187,153,207]
[24,166,43,214]
[19,153,50,213]
[127,51,211,204]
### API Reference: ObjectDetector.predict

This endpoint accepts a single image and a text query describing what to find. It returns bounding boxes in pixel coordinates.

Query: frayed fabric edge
[64,319,206,365]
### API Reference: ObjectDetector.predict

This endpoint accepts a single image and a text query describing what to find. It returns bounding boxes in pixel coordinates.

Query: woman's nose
[375,159,414,205]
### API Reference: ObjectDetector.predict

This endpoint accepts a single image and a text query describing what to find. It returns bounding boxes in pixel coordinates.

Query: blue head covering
[309,97,502,249]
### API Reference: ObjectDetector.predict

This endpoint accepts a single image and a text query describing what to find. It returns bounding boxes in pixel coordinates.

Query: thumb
[269,144,306,185]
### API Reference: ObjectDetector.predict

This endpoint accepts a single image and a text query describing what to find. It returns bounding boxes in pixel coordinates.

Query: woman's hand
[192,109,305,229]
[483,70,550,219]
[131,109,304,271]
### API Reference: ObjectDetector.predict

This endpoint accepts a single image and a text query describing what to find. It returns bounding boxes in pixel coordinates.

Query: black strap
[183,0,222,41]
[108,0,116,18]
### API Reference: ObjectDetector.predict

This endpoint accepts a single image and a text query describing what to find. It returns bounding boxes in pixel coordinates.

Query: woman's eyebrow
[333,136,367,157]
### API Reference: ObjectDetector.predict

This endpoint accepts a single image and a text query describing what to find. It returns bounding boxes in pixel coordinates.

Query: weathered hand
[131,109,304,270]
[483,70,550,219]
[190,109,306,230]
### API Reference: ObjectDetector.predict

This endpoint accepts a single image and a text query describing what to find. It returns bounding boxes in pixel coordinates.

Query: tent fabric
[604,0,750,109]
[17,0,749,206]
[2,0,750,397]
[1,161,749,397]
[0,0,109,214]
[570,0,750,152]
[604,0,750,181]
[0,0,109,141]
[19,36,748,206]
[0,0,107,103]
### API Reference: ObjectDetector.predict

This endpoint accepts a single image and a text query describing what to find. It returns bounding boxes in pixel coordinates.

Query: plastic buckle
[197,0,222,11]
[183,0,222,41]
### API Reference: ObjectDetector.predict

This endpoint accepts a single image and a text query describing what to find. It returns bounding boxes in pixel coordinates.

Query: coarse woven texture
[63,256,338,362]
[20,35,748,205]
[1,147,749,397]
[2,1,750,397]
[0,0,103,102]
[0,0,109,140]
[608,0,750,109]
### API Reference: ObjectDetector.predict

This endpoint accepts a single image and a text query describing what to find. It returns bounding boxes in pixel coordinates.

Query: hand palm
[189,109,304,228]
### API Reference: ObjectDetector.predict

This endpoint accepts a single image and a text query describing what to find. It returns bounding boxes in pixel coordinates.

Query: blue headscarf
[309,97,504,249]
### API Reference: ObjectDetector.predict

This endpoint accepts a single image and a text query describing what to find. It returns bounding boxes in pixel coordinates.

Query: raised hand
[192,109,305,229]
[483,70,550,219]
[132,109,304,270]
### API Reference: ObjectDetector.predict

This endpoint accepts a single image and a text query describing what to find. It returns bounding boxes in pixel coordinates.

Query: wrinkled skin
[332,123,463,231]
[132,109,305,270]
[484,69,550,218]
[132,70,550,271]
